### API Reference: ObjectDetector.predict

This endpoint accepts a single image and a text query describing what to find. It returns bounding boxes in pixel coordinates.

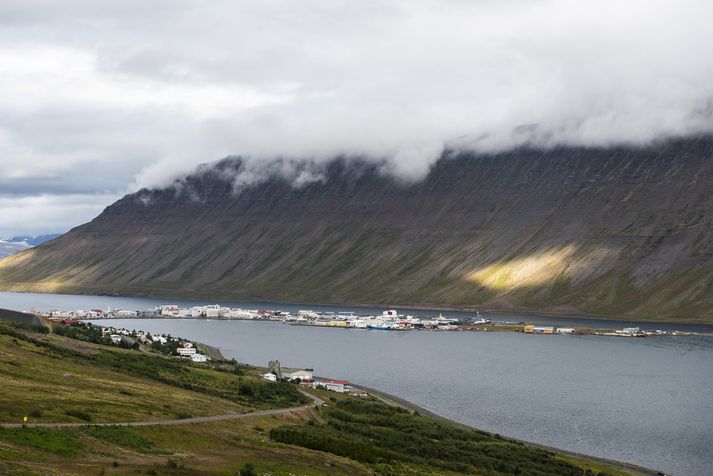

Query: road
[0,391,323,429]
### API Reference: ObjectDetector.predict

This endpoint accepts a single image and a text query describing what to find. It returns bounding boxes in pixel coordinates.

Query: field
[0,320,646,475]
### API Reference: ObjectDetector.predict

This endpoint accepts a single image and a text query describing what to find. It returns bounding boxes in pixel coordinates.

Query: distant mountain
[2,137,713,322]
[7,234,61,247]
[0,240,31,259]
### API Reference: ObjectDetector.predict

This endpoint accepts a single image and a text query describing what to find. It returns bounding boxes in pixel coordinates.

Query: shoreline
[58,319,674,475]
[2,287,711,326]
[349,382,664,476]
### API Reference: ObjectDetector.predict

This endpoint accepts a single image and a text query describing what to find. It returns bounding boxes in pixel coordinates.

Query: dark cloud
[1,0,712,235]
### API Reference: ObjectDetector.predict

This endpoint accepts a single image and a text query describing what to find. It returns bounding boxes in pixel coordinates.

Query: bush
[270,397,587,475]
[64,409,92,422]
[239,462,257,476]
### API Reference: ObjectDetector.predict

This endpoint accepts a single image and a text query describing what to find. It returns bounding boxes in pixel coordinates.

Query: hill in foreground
[2,137,713,322]
[0,320,635,475]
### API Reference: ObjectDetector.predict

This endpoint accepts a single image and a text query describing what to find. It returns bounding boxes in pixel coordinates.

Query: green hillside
[0,320,642,475]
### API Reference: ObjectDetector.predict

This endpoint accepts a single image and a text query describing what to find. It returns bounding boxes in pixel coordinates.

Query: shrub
[64,409,92,422]
[239,462,257,476]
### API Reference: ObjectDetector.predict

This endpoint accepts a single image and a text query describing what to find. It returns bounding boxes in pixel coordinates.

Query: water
[3,292,713,475]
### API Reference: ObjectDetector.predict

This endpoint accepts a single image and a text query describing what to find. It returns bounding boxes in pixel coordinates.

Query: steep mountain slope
[2,137,713,322]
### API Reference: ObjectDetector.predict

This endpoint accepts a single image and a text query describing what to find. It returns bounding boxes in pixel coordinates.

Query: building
[263,372,277,382]
[190,353,207,363]
[283,369,313,382]
[159,305,179,317]
[176,343,196,356]
[318,380,351,393]
[556,327,575,334]
[109,334,122,344]
[524,325,554,334]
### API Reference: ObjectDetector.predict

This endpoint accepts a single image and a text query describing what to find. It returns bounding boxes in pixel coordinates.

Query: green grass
[0,321,642,476]
[80,426,154,453]
[0,428,84,457]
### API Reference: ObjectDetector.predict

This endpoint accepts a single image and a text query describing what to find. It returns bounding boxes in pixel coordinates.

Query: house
[109,334,122,344]
[283,369,314,383]
[524,325,554,334]
[263,372,277,382]
[556,327,575,334]
[190,353,207,363]
[318,380,351,393]
[176,343,196,356]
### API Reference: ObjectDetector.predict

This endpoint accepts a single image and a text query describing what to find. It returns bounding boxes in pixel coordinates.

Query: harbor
[35,302,712,338]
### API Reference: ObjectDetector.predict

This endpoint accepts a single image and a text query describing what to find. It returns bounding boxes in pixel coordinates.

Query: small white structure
[263,372,277,382]
[190,353,207,363]
[176,343,196,356]
[318,380,351,393]
[159,305,179,317]
[556,328,575,334]
[283,369,313,383]
[109,334,122,344]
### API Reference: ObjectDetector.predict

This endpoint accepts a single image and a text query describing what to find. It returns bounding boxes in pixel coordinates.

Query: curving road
[0,391,323,429]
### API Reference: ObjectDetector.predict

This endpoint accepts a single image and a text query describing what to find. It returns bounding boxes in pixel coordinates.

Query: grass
[0,321,644,475]
[0,322,305,425]
[0,428,84,457]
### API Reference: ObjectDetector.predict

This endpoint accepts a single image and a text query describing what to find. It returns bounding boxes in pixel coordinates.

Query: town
[35,304,704,337]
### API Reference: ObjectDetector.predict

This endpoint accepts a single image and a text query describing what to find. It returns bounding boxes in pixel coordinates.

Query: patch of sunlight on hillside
[467,246,577,291]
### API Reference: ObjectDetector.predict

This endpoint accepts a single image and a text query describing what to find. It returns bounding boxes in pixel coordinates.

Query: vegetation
[0,320,640,475]
[80,426,154,453]
[272,398,618,475]
[0,428,84,457]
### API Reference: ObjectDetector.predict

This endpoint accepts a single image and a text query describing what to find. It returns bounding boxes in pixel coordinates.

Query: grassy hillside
[3,139,713,322]
[0,321,643,475]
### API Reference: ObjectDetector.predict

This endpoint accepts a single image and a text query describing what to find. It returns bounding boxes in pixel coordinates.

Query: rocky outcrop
[2,137,713,322]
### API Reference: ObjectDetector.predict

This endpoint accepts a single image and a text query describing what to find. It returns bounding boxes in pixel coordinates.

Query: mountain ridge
[3,137,713,322]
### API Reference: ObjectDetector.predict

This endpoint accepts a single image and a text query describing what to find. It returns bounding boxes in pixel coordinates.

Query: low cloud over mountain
[2,1,713,235]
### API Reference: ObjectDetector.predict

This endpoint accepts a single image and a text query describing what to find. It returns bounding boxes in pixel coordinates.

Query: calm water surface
[2,292,713,475]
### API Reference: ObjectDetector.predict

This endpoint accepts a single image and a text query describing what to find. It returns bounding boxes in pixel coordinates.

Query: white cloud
[0,193,122,238]
[0,0,712,234]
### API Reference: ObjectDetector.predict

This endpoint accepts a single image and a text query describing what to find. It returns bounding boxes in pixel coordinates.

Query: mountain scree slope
[2,137,713,322]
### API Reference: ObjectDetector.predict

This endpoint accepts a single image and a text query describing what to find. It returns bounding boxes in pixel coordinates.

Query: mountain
[2,137,713,322]
[0,240,31,259]
[7,234,61,247]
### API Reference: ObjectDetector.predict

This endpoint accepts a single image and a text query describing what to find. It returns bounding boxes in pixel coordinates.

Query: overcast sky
[1,0,712,238]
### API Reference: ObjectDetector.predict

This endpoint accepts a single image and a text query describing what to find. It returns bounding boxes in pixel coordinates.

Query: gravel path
[0,391,323,429]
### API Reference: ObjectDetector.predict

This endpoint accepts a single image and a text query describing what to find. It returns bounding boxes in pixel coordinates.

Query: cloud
[0,193,122,238]
[1,0,712,233]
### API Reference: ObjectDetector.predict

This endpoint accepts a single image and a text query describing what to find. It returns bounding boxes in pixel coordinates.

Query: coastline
[1,286,711,326]
[349,382,664,476]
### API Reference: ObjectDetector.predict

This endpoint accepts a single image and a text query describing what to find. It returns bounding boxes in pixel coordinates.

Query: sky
[1,0,713,238]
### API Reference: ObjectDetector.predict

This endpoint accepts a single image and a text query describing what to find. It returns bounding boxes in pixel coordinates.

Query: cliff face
[3,137,713,322]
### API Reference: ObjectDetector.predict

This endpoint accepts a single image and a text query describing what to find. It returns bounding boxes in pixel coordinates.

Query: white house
[263,372,277,382]
[190,353,207,363]
[317,380,351,393]
[109,334,122,344]
[556,328,575,334]
[176,343,196,356]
